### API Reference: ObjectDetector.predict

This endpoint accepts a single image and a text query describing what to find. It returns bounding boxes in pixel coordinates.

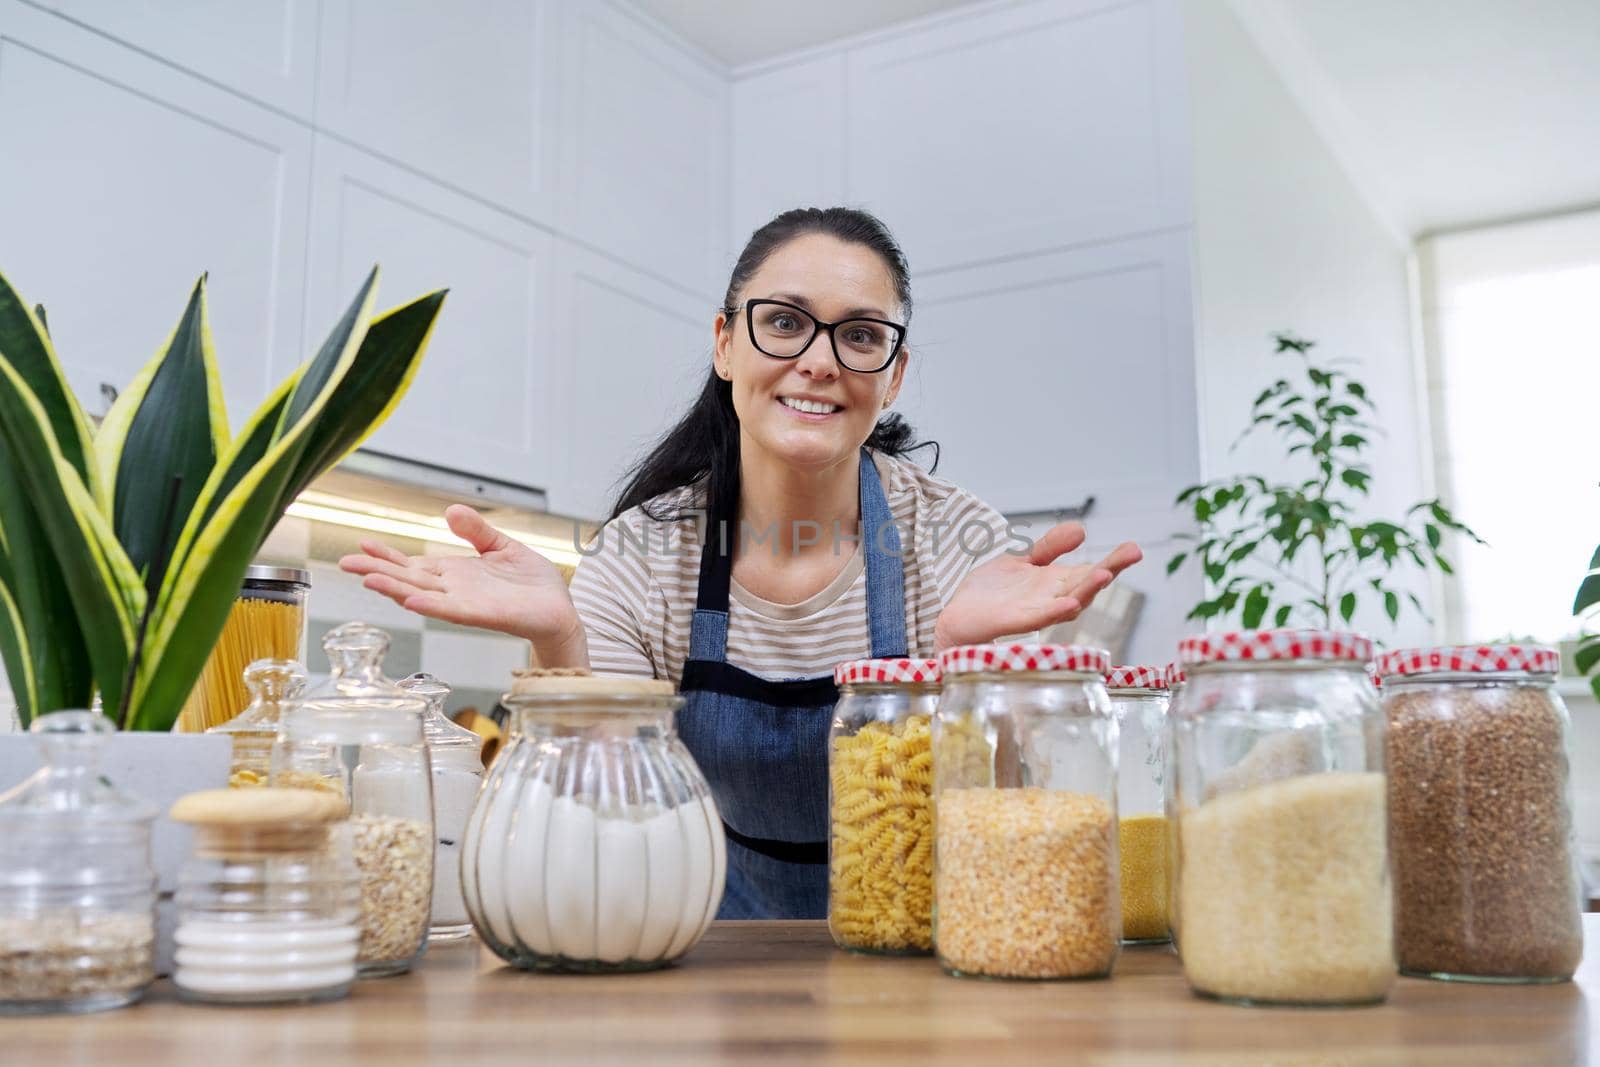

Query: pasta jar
[0,711,157,1014]
[828,658,940,955]
[398,672,485,943]
[1106,666,1171,944]
[1171,629,1393,1006]
[1377,644,1583,983]
[274,623,433,978]
[181,565,310,732]
[462,672,726,972]
[211,658,306,788]
[169,788,360,1005]
[933,643,1119,981]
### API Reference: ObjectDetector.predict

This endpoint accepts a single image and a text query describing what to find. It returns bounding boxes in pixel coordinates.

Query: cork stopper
[509,670,675,698]
[170,787,348,855]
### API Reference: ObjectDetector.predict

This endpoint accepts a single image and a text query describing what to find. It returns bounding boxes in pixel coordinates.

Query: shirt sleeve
[567,528,662,679]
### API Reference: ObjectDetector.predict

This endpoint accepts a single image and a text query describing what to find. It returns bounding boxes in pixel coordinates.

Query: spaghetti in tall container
[179,566,310,732]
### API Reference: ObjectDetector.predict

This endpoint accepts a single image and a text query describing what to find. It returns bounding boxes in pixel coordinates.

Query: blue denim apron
[676,450,908,919]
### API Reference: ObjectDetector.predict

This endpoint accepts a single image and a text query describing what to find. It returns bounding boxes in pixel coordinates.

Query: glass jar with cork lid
[932,643,1120,981]
[169,788,360,1004]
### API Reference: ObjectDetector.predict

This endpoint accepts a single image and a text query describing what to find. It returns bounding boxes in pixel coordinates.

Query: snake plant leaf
[95,276,229,594]
[0,356,142,719]
[0,270,96,488]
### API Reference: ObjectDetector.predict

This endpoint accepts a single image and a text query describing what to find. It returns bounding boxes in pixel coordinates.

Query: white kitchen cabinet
[301,136,555,490]
[49,0,319,119]
[0,0,311,423]
[543,238,714,521]
[842,0,1190,274]
[315,0,560,223]
[729,53,848,246]
[556,0,728,298]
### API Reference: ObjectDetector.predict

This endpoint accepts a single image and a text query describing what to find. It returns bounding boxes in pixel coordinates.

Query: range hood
[287,449,593,567]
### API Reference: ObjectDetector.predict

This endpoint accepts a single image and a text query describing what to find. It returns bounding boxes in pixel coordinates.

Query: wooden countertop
[14,916,1595,1065]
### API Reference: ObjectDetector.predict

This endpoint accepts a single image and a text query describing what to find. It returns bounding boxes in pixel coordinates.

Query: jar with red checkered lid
[1105,666,1171,945]
[1170,629,1393,1006]
[931,644,1118,981]
[1375,645,1582,983]
[827,658,941,956]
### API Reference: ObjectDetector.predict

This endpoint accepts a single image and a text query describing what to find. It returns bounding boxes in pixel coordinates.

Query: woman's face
[714,233,909,474]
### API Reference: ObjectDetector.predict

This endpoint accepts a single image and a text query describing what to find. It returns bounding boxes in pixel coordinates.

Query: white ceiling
[1232,0,1600,237]
[630,0,980,67]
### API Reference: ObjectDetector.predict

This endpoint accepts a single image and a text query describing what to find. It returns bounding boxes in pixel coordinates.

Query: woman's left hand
[933,522,1142,651]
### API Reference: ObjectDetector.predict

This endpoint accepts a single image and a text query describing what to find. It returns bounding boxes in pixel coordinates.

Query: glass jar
[1171,629,1393,1006]
[274,622,433,978]
[828,658,940,956]
[169,788,360,1004]
[0,711,156,1014]
[211,659,307,788]
[398,672,485,942]
[932,644,1119,980]
[181,565,310,732]
[1106,666,1171,945]
[462,672,726,972]
[1377,644,1583,983]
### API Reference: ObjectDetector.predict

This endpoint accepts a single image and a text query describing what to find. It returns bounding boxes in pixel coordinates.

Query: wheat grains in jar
[1171,630,1394,1006]
[1106,666,1171,944]
[933,644,1119,981]
[828,658,940,955]
[1377,644,1583,983]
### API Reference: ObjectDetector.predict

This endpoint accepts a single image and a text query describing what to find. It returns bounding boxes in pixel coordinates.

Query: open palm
[339,505,581,647]
[935,522,1142,650]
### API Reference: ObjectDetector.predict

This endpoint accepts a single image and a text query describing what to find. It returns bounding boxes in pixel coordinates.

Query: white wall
[729,0,1203,667]
[1183,0,1434,645]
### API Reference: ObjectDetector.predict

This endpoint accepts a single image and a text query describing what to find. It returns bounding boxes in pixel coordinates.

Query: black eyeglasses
[725,299,907,374]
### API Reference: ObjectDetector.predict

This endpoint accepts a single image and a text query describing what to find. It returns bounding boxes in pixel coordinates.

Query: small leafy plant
[1575,538,1600,701]
[0,267,445,730]
[1169,334,1481,631]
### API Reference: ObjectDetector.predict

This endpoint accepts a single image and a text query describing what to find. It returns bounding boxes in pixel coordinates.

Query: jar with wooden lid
[828,658,940,956]
[1106,665,1171,944]
[169,788,360,1004]
[933,644,1119,981]
[1171,629,1393,1006]
[210,658,306,789]
[1377,644,1583,983]
[461,672,726,972]
[274,622,432,977]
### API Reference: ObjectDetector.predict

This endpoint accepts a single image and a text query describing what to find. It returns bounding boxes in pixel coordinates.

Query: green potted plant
[1575,538,1600,701]
[1169,334,1480,632]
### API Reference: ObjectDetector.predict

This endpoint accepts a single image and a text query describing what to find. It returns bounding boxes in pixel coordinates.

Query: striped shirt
[569,451,1014,682]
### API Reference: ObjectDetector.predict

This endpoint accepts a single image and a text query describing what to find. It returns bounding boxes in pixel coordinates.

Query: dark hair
[607,206,937,523]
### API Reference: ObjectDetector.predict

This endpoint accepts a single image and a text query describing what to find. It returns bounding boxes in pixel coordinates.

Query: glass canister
[180,565,310,732]
[828,658,940,956]
[211,659,307,788]
[1171,629,1393,1006]
[169,788,360,1004]
[1106,666,1171,944]
[1377,644,1583,983]
[461,672,726,972]
[274,622,433,978]
[932,643,1120,980]
[398,672,485,942]
[0,711,156,1014]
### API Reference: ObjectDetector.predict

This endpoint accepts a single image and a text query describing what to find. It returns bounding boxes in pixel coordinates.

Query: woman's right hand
[337,504,589,668]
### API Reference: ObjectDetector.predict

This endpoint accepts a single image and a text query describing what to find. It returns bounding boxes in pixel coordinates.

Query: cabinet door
[556,0,728,297]
[729,53,847,244]
[302,136,554,489]
[52,0,319,118]
[843,0,1190,273]
[544,239,713,521]
[0,1,311,421]
[315,0,559,222]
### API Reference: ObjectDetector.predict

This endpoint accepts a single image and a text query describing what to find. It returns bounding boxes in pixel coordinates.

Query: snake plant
[0,266,445,730]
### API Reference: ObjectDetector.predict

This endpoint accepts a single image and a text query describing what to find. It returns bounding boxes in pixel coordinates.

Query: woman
[341,207,1142,919]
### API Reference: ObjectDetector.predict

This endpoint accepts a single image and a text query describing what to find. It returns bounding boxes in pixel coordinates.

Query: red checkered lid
[1106,666,1168,690]
[1164,663,1187,687]
[1177,629,1373,667]
[833,658,941,687]
[1374,644,1559,680]
[939,643,1110,677]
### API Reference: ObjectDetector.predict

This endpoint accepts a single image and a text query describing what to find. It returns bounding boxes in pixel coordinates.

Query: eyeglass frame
[722,298,908,374]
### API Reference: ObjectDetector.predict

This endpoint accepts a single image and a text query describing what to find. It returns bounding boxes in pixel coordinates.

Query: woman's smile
[778,394,844,420]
